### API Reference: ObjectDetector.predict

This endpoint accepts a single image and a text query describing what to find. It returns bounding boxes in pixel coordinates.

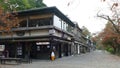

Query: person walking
[51,51,55,61]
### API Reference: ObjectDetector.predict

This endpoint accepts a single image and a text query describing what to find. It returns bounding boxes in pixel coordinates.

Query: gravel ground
[0,50,120,68]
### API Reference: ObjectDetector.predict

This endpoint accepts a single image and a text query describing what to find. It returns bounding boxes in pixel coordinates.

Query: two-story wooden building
[0,7,92,60]
[72,23,91,55]
[0,7,75,59]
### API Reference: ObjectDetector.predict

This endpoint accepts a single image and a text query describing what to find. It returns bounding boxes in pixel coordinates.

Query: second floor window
[19,18,51,27]
[29,18,51,27]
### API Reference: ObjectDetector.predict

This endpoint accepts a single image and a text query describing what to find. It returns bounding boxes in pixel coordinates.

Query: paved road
[1,50,120,68]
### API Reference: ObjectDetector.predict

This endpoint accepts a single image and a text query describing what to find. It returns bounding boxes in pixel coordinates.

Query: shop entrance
[30,42,51,59]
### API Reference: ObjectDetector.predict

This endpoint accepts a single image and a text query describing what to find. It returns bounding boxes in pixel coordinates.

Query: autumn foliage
[96,0,120,54]
[0,6,18,32]
[96,22,120,54]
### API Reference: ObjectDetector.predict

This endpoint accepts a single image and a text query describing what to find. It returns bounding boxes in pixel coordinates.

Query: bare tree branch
[97,13,120,34]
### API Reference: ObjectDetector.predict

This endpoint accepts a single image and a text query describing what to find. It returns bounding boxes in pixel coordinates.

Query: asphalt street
[1,50,120,68]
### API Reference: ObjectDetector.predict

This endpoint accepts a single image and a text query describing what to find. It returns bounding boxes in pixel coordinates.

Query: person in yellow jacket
[51,51,55,61]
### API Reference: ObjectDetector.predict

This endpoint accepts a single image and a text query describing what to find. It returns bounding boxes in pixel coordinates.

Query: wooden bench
[0,58,22,64]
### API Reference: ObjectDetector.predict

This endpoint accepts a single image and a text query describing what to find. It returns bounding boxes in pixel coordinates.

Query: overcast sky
[43,0,109,33]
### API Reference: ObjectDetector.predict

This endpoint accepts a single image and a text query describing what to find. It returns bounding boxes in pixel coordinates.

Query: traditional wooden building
[72,23,90,54]
[0,7,92,60]
[0,7,75,59]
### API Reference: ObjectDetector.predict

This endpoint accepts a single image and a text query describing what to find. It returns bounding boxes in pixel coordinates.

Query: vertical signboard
[0,45,5,51]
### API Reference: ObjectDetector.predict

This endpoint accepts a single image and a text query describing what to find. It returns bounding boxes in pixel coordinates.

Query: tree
[98,0,120,34]
[0,6,18,33]
[98,22,120,54]
[97,0,120,54]
[35,0,46,8]
[81,26,91,38]
[0,0,46,33]
[0,0,47,11]
[91,31,107,50]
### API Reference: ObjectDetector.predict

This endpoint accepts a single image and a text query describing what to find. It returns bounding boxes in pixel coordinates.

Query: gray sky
[43,0,108,33]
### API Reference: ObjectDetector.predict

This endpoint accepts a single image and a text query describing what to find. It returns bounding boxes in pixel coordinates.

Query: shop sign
[49,29,55,35]
[0,45,5,51]
[36,42,50,45]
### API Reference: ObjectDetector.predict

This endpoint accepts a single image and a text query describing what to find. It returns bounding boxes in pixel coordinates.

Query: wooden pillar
[65,44,69,56]
[50,37,53,52]
[58,43,62,58]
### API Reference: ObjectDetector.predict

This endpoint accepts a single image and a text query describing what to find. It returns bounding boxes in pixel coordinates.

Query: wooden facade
[0,7,93,60]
